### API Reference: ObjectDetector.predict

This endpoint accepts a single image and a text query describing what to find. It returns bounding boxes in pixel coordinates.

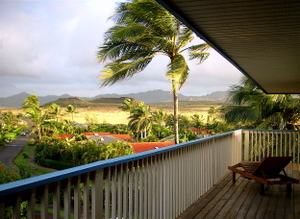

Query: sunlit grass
[14,144,53,175]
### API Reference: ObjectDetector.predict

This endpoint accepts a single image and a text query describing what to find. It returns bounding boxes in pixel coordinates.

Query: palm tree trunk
[172,83,179,144]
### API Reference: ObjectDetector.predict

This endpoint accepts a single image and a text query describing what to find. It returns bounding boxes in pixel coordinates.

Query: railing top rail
[0,130,240,197]
[242,129,300,133]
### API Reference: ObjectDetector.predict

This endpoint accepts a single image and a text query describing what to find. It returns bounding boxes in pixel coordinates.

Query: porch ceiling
[156,0,300,94]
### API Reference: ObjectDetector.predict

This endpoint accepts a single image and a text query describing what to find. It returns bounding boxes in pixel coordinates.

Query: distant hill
[42,97,94,107]
[0,92,71,108]
[0,90,228,107]
[193,91,229,101]
[43,97,130,107]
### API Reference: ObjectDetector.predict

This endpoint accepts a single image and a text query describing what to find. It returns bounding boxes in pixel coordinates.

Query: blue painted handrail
[0,130,238,197]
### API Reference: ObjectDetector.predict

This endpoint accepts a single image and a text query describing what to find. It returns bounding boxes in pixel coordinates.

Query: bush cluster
[0,163,21,184]
[35,136,134,169]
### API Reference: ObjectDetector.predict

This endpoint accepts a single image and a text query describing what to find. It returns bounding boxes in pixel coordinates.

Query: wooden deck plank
[214,178,248,218]
[193,177,234,218]
[244,190,264,219]
[203,177,244,219]
[234,180,260,219]
[177,163,300,219]
[259,184,279,218]
[274,185,288,219]
[176,174,232,219]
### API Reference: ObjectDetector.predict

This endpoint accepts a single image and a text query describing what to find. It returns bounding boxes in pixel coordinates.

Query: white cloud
[0,0,243,98]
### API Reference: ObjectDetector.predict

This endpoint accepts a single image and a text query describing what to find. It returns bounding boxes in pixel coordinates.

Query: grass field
[0,99,226,125]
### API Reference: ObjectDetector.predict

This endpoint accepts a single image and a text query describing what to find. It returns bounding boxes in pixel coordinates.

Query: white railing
[243,129,300,162]
[1,129,299,218]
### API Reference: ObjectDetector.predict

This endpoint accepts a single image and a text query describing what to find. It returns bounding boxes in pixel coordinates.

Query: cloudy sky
[0,0,243,98]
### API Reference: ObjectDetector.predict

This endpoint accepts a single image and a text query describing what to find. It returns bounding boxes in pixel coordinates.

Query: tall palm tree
[191,114,204,132]
[119,98,139,112]
[66,105,76,122]
[48,103,61,122]
[22,95,48,142]
[128,102,153,140]
[97,0,210,143]
[222,77,300,130]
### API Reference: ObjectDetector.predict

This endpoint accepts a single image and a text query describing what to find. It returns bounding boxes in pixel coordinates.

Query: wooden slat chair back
[228,156,299,195]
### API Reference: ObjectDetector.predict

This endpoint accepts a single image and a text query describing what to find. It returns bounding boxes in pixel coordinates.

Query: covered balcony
[1,129,300,218]
[1,1,299,218]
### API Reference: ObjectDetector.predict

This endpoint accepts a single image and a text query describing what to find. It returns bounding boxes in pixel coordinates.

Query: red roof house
[130,142,175,153]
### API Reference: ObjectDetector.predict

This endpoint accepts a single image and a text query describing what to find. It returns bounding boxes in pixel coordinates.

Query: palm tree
[128,102,153,140]
[97,0,210,143]
[119,98,139,112]
[191,114,204,133]
[22,95,48,142]
[222,77,300,130]
[22,94,39,109]
[66,105,76,122]
[48,103,61,122]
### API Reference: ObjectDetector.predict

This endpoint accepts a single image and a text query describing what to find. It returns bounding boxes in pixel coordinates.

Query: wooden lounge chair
[228,156,299,195]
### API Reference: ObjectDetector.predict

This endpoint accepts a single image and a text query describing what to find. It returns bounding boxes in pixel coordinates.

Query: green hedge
[37,158,75,170]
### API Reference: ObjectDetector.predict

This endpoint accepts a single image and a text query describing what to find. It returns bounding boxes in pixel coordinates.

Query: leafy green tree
[97,0,210,143]
[191,114,205,132]
[66,105,76,122]
[119,98,139,112]
[1,112,18,132]
[22,95,48,142]
[48,103,61,122]
[152,109,167,126]
[179,129,197,143]
[222,77,300,130]
[22,94,39,109]
[128,102,153,140]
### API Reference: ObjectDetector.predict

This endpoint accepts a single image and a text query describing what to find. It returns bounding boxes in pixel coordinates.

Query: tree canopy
[222,77,300,130]
[97,0,210,143]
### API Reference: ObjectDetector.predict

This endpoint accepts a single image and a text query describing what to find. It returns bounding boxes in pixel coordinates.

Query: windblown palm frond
[98,0,211,143]
[166,54,189,90]
[100,56,154,86]
[223,77,300,130]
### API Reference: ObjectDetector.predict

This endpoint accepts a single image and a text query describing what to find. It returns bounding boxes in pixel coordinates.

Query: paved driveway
[0,135,31,166]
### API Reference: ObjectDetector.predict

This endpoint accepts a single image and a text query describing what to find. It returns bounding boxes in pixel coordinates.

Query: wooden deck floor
[178,163,300,219]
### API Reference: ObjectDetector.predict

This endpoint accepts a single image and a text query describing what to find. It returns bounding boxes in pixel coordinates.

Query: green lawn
[14,144,53,175]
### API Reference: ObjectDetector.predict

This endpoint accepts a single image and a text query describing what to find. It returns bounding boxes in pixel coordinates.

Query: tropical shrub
[179,129,198,143]
[0,163,22,184]
[35,137,134,169]
[0,162,30,218]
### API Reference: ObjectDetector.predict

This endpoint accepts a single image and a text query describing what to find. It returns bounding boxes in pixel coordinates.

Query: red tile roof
[82,132,111,136]
[111,134,132,141]
[57,134,75,139]
[189,128,211,134]
[130,142,175,153]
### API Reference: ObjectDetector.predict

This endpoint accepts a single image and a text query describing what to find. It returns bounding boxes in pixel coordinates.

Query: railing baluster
[105,167,110,219]
[123,163,128,219]
[128,162,133,219]
[117,164,123,218]
[53,182,60,219]
[27,188,36,219]
[73,177,80,219]
[0,197,4,219]
[92,169,103,219]
[13,195,21,219]
[63,178,71,219]
[83,173,90,219]
[111,166,117,219]
[41,184,48,219]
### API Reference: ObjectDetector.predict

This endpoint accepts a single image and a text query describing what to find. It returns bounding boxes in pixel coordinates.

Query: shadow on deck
[178,163,300,219]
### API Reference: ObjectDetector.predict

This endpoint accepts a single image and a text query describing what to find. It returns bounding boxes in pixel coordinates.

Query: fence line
[2,129,300,218]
